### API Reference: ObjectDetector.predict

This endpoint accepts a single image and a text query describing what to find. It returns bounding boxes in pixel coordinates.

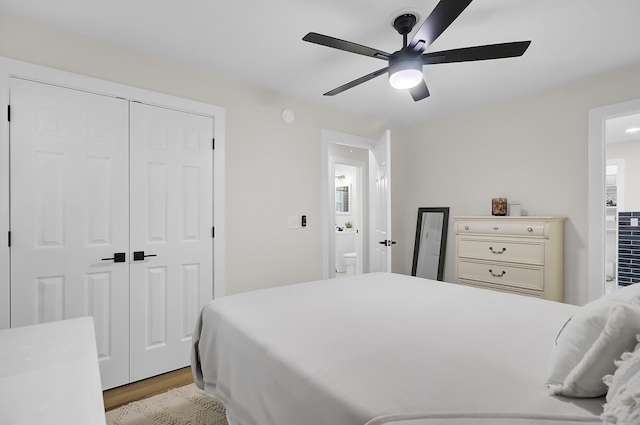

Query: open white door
[369,130,392,272]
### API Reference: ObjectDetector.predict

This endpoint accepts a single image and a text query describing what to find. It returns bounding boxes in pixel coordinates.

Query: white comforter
[192,273,603,425]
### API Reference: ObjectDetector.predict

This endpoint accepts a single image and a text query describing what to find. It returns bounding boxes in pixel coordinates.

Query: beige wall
[3,12,640,304]
[0,13,389,295]
[392,63,640,305]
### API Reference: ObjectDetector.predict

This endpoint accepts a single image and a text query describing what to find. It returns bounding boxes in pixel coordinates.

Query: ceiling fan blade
[324,67,389,96]
[407,0,473,53]
[409,80,430,101]
[303,32,391,60]
[422,41,531,64]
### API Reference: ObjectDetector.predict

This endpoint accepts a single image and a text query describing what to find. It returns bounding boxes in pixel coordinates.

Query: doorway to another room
[333,158,365,278]
[588,99,640,301]
[321,129,392,279]
[605,113,640,293]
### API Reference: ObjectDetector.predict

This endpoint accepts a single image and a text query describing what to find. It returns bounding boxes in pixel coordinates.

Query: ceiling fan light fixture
[388,57,423,89]
[303,0,531,101]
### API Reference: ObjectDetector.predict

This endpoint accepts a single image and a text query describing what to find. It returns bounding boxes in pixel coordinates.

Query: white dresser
[454,216,566,301]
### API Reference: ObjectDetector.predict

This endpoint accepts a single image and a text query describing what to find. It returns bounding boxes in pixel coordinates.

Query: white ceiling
[606,113,640,144]
[1,0,640,127]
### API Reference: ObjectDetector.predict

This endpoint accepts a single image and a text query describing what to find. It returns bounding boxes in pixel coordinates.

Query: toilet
[343,252,357,276]
[335,231,355,273]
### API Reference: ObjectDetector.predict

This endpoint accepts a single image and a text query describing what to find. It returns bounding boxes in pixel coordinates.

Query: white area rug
[106,384,227,425]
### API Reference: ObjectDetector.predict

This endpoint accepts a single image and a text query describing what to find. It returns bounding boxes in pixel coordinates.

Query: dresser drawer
[458,279,543,298]
[457,259,544,291]
[458,237,544,265]
[457,220,545,237]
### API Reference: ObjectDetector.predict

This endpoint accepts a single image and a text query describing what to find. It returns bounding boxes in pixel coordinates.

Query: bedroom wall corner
[392,61,640,306]
[0,67,8,330]
[389,126,412,276]
[0,12,388,296]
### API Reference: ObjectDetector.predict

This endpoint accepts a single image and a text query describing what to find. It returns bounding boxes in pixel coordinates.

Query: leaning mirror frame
[411,207,450,281]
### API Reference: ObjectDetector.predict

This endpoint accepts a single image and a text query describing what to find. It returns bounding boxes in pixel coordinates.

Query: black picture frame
[411,207,449,281]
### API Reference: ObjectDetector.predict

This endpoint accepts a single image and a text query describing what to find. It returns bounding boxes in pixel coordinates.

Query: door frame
[321,129,382,279]
[0,56,226,330]
[588,97,640,302]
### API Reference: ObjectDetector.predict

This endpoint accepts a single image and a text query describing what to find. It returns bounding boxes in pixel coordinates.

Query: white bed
[192,273,618,425]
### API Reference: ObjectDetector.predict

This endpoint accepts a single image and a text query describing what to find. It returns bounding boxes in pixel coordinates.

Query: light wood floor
[103,367,194,411]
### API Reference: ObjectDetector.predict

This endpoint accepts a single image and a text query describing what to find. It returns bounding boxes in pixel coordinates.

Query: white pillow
[605,283,640,303]
[601,336,640,424]
[547,297,640,397]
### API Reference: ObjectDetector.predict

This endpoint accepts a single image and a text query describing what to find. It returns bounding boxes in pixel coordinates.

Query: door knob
[133,251,157,261]
[378,240,397,247]
[102,252,126,263]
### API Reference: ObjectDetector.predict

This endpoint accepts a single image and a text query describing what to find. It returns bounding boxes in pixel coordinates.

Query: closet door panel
[129,103,213,382]
[10,78,130,389]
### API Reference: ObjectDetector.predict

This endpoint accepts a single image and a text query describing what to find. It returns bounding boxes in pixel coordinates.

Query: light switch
[631,218,639,227]
[287,216,299,229]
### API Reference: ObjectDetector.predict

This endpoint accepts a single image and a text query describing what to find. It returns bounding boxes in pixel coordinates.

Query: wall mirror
[411,207,449,281]
[335,185,350,214]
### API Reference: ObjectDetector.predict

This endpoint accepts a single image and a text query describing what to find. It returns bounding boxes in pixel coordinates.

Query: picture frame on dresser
[412,207,449,281]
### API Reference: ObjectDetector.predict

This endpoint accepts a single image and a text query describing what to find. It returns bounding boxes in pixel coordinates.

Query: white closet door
[9,78,130,389]
[129,103,213,381]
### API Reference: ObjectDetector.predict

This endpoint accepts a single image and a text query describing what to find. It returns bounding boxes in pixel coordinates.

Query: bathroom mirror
[335,185,350,214]
[411,207,449,281]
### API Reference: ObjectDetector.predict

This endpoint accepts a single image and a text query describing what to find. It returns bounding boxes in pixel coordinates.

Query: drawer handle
[489,269,506,278]
[489,247,507,254]
[493,226,499,230]
[464,226,469,230]
[527,227,533,232]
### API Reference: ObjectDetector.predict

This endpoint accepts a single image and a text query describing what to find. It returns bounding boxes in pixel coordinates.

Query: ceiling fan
[302,0,531,101]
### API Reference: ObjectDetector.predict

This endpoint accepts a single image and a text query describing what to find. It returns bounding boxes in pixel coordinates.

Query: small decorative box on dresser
[454,216,566,301]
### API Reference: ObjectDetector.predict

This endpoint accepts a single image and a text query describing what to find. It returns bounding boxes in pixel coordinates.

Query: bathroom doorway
[588,98,640,301]
[605,113,640,292]
[332,157,365,278]
[321,129,392,279]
